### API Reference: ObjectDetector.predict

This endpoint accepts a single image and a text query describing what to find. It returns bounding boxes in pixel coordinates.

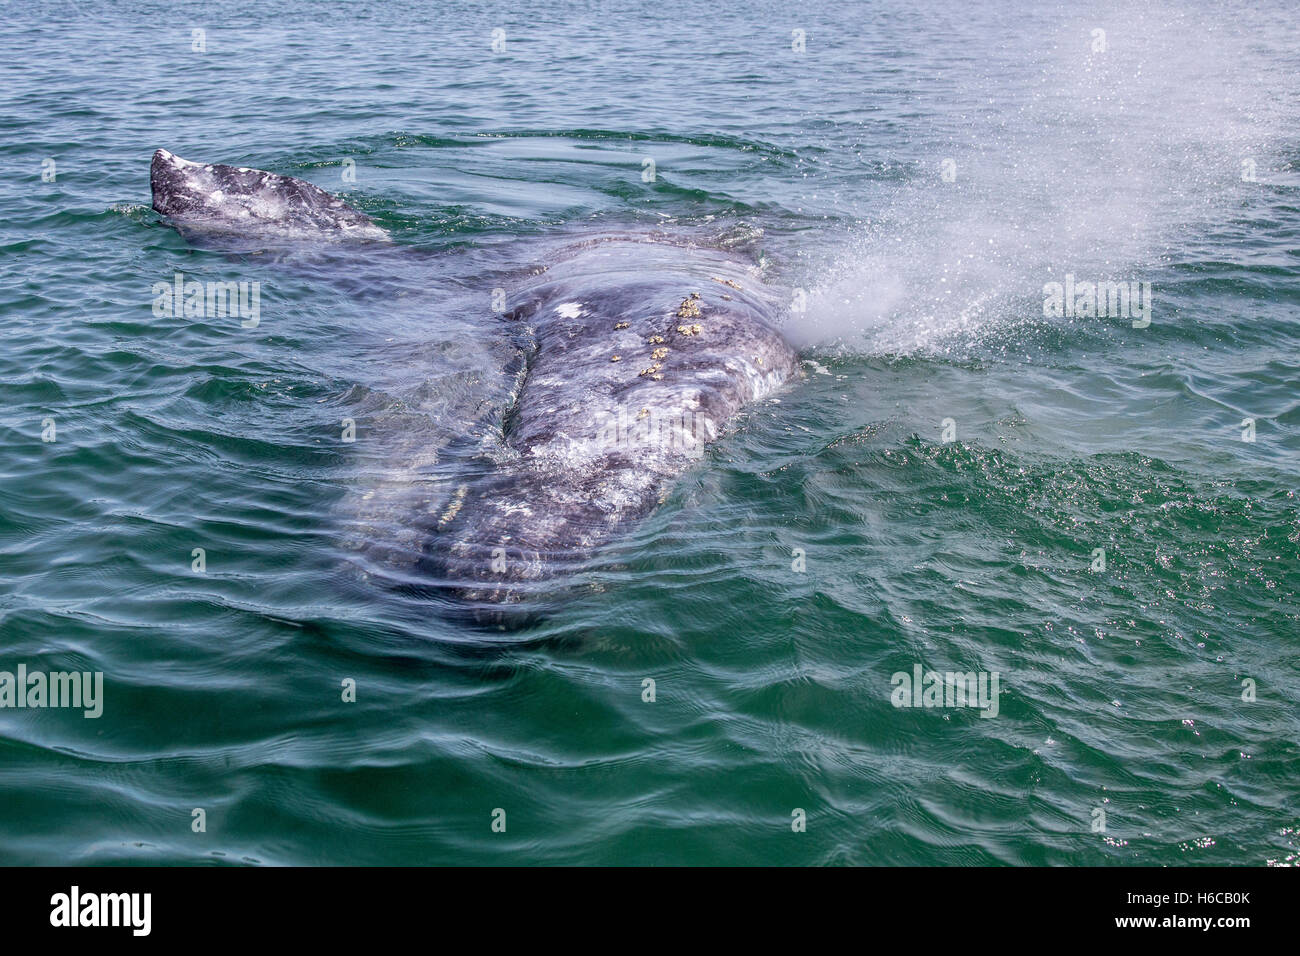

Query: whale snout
[150,148,202,218]
[149,149,175,213]
[150,147,389,243]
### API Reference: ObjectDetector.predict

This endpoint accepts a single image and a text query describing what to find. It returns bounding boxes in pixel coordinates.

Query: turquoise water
[1,0,1298,865]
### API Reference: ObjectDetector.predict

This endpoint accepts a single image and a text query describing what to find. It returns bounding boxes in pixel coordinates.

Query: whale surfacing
[421,238,798,620]
[148,150,798,624]
[150,149,388,242]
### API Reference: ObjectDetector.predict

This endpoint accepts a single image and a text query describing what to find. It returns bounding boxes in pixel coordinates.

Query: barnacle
[676,297,702,319]
[437,484,468,528]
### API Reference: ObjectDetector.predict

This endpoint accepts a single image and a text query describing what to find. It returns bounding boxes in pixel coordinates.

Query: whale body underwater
[150,148,800,624]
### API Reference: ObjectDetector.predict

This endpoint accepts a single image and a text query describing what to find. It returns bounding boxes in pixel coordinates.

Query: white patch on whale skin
[157,149,201,170]
[554,302,585,319]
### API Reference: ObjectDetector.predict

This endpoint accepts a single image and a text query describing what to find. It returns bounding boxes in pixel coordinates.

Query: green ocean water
[1,0,1298,865]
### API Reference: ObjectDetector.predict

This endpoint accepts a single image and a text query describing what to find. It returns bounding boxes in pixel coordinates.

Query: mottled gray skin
[150,149,388,242]
[423,237,798,619]
[149,152,798,623]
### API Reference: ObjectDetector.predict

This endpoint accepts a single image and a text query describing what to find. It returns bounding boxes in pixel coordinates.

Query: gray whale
[150,150,798,623]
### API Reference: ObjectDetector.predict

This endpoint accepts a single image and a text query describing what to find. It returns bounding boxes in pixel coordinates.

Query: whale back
[420,236,798,621]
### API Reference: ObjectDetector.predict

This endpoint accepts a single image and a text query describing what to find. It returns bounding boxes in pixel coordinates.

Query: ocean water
[1,0,1298,865]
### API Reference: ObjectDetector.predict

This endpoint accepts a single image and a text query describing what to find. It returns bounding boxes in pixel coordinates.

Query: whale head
[150,148,388,243]
[404,236,801,627]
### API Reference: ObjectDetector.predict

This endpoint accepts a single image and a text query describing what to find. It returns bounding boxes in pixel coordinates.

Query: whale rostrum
[151,148,388,242]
